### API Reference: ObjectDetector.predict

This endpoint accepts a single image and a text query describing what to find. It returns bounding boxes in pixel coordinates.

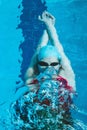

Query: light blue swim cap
[38,45,61,61]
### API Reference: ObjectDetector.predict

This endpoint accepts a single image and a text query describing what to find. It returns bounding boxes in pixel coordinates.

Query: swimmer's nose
[48,65,51,68]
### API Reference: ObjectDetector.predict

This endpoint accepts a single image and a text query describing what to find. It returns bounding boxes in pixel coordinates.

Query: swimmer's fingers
[38,11,55,25]
[44,11,55,21]
[25,78,34,85]
[38,12,47,22]
[38,15,43,22]
[42,11,55,25]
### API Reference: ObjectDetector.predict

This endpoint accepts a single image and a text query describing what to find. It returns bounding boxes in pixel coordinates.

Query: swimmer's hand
[25,78,39,92]
[38,11,55,25]
[25,78,38,85]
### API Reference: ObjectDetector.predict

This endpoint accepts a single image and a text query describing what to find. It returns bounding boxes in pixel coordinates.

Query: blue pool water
[0,0,87,129]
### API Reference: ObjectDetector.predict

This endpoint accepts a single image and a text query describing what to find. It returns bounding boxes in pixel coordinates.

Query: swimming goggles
[38,61,60,67]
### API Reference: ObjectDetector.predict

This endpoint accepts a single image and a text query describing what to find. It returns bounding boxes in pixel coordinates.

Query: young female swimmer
[24,11,76,91]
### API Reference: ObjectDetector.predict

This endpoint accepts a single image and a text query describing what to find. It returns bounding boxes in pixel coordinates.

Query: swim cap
[38,45,61,61]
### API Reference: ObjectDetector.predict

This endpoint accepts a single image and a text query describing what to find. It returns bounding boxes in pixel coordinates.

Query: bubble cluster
[10,67,74,129]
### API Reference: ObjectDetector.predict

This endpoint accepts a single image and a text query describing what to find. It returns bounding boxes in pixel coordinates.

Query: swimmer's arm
[36,30,49,51]
[24,30,49,83]
[45,23,76,90]
[24,52,38,82]
[38,11,76,89]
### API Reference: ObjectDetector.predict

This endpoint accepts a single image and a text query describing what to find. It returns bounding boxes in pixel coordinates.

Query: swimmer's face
[38,57,61,73]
